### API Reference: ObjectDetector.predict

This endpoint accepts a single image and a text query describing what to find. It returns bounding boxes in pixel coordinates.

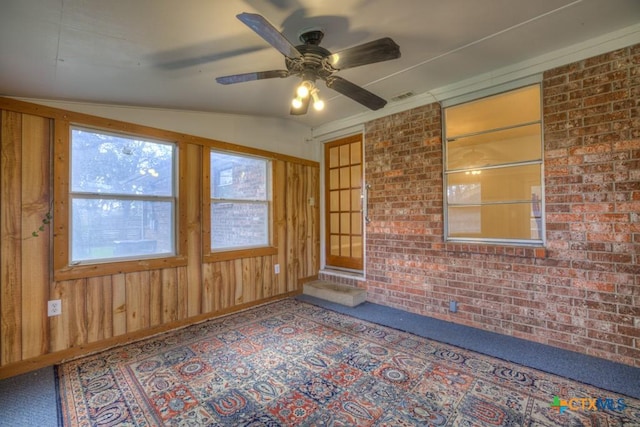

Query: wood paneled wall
[0,98,319,378]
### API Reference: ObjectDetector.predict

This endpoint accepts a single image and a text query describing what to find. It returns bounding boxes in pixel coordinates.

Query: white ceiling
[1,0,639,130]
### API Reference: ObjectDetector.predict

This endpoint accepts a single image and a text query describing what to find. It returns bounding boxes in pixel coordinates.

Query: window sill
[204,246,278,263]
[434,242,547,259]
[54,255,188,281]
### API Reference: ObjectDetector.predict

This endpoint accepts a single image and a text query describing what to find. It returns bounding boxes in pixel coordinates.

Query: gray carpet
[0,295,638,427]
[0,366,59,427]
[297,294,640,399]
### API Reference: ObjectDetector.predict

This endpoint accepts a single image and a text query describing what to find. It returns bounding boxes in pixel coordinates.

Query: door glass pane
[331,213,340,232]
[330,235,340,256]
[339,145,350,166]
[340,190,350,210]
[330,191,339,211]
[341,213,351,234]
[352,236,362,258]
[340,167,350,188]
[329,146,339,168]
[329,169,339,190]
[350,165,362,188]
[340,235,350,256]
[351,213,361,236]
[350,141,361,164]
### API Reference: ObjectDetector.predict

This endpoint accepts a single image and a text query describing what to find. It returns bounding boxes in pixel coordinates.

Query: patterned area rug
[57,299,639,426]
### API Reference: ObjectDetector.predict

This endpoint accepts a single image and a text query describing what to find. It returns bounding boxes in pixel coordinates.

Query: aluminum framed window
[443,83,544,245]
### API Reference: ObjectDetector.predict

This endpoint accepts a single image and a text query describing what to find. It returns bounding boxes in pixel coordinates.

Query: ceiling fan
[216,13,401,115]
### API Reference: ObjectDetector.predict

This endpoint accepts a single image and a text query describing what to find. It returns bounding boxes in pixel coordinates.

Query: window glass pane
[446,85,540,137]
[447,165,541,204]
[71,198,174,262]
[71,129,173,196]
[448,203,541,240]
[447,124,541,170]
[211,202,268,249]
[211,151,267,200]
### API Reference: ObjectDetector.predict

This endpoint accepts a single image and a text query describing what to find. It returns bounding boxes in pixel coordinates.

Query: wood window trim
[201,149,277,264]
[53,119,188,281]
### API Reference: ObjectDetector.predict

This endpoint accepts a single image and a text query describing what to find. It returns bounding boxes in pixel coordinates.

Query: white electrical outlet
[48,299,62,317]
[274,264,280,274]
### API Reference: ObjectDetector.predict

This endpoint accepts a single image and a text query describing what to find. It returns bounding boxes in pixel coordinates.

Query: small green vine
[26,205,53,239]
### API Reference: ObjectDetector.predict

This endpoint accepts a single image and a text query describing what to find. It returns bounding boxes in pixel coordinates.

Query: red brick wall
[363,44,640,366]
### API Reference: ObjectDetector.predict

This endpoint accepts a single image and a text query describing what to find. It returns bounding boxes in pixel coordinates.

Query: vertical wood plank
[219,261,232,310]
[273,160,287,295]
[112,273,126,336]
[201,263,214,313]
[1,111,22,365]
[254,256,264,301]
[20,114,51,359]
[242,257,255,303]
[211,262,222,312]
[263,256,273,298]
[234,259,243,304]
[161,268,178,323]
[176,266,188,321]
[186,144,202,317]
[125,271,150,332]
[50,279,87,351]
[149,269,162,327]
[311,165,320,276]
[86,276,113,343]
[286,163,301,292]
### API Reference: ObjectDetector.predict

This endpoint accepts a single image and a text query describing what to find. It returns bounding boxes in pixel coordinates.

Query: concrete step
[303,281,367,307]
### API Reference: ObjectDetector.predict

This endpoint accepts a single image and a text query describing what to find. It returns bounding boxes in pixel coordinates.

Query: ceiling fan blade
[216,70,289,85]
[290,93,310,115]
[325,76,387,110]
[324,37,400,70]
[236,12,302,59]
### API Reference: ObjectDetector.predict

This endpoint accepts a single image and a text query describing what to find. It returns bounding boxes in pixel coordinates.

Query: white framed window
[443,83,544,244]
[210,150,271,251]
[70,127,176,263]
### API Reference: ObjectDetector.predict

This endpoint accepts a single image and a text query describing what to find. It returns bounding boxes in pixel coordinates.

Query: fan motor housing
[285,30,334,78]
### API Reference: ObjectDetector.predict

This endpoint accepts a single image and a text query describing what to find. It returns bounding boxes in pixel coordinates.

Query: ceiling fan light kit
[216,12,401,116]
